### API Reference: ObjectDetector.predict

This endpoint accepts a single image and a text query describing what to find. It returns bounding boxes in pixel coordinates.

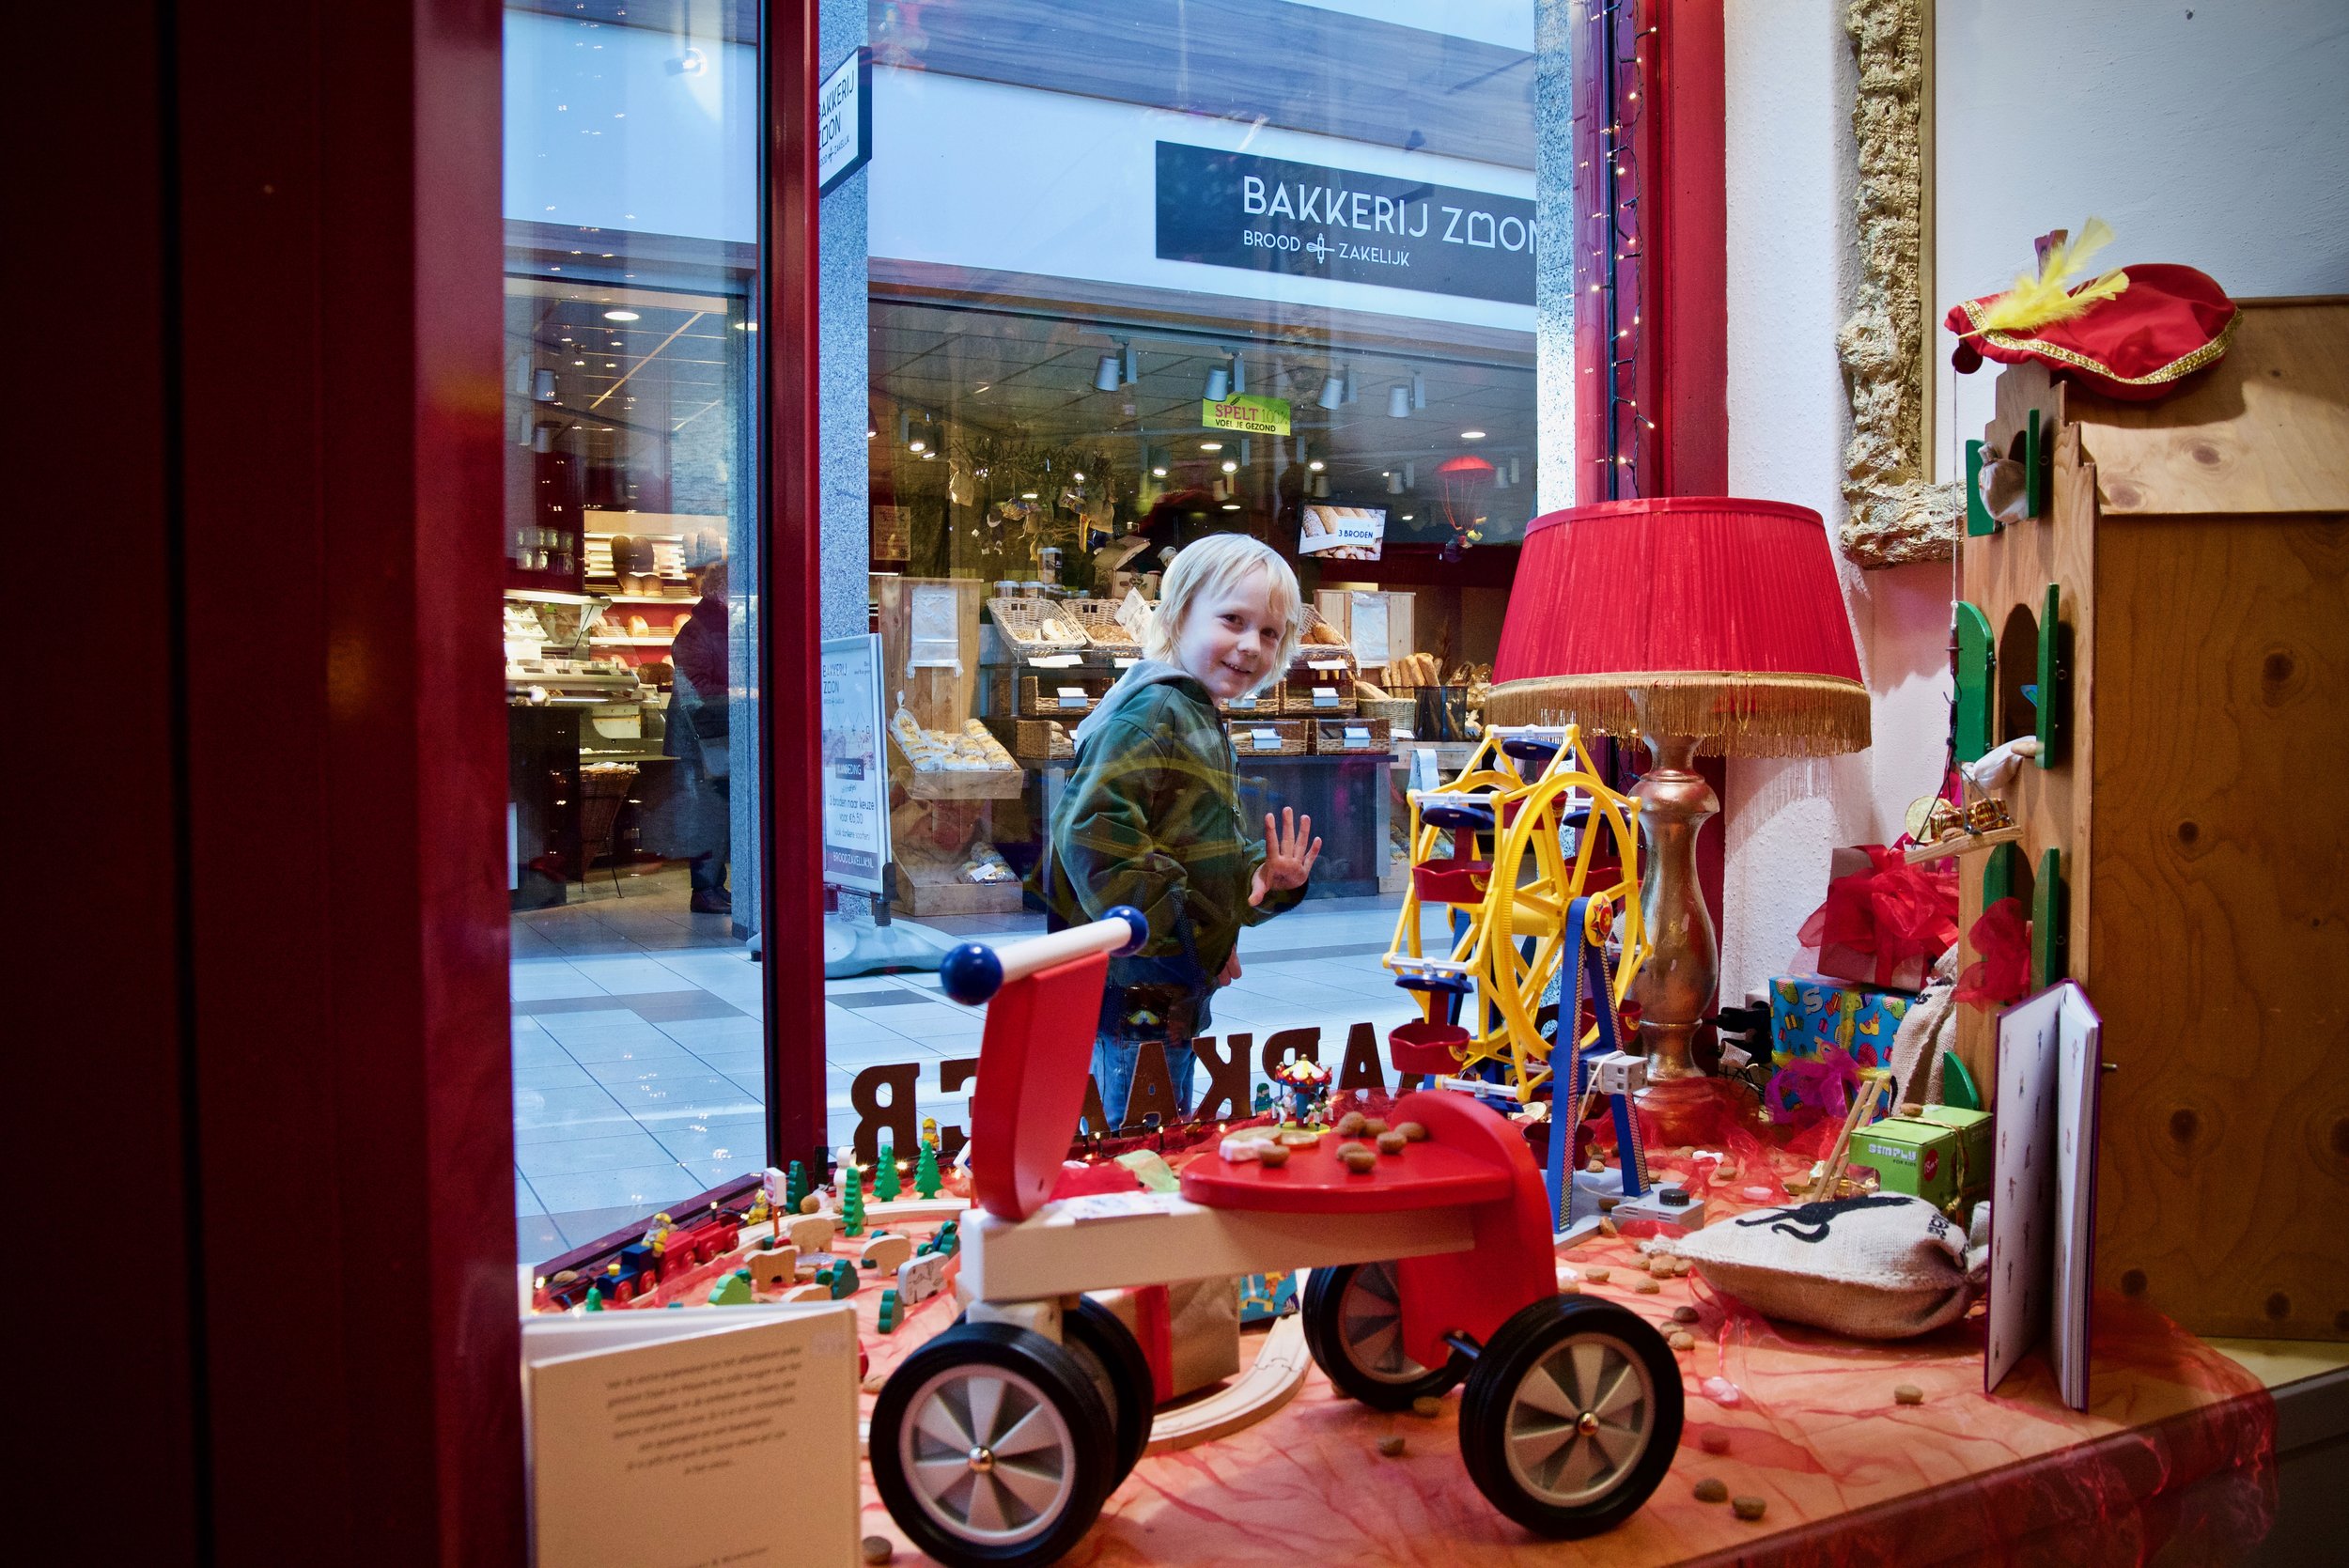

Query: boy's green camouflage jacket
[1030,660,1306,1038]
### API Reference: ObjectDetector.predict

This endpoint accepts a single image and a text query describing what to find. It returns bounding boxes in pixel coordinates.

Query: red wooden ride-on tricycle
[871,911,1683,1566]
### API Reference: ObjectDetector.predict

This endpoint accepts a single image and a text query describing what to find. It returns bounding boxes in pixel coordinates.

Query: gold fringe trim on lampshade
[1485,671,1871,758]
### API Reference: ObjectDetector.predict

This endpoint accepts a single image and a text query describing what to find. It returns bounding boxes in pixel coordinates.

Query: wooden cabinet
[1955,298,2349,1342]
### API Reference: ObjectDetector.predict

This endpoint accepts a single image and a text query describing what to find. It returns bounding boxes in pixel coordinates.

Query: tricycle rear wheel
[1300,1261,1467,1411]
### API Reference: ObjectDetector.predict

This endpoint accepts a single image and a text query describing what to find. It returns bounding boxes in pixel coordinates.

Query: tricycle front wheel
[1458,1295,1682,1537]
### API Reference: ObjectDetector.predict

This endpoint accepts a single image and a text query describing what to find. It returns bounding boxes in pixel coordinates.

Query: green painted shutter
[1954,602,1995,765]
[2035,582,2065,768]
[1982,840,2019,908]
[1966,440,1999,536]
[2031,847,2068,988]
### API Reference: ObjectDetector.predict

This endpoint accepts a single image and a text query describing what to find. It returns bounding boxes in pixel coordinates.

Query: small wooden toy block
[861,1233,912,1274]
[779,1282,830,1304]
[748,1247,801,1289]
[840,1167,867,1237]
[815,1258,859,1298]
[912,1141,943,1200]
[877,1288,903,1333]
[784,1160,811,1213]
[786,1213,836,1255]
[708,1269,754,1306]
[896,1250,949,1306]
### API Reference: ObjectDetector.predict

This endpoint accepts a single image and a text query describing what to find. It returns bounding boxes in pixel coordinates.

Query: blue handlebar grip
[1107,905,1148,955]
[939,941,1005,1006]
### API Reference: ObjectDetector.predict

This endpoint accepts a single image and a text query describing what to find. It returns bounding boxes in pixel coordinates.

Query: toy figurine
[912,1141,943,1200]
[920,1116,941,1153]
[583,1281,605,1312]
[643,1211,676,1256]
[1270,1053,1333,1127]
[875,1140,903,1202]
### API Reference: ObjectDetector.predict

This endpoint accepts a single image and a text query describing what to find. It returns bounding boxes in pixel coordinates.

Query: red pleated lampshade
[1488,497,1869,756]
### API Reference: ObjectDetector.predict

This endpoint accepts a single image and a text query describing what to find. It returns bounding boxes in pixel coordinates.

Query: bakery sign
[1155,141,1535,306]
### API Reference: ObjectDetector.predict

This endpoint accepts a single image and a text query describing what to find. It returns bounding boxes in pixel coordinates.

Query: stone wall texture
[1838,0,1958,567]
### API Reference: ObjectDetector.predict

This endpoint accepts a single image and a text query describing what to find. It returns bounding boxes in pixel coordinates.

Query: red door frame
[38,3,521,1560]
[1572,0,1731,958]
[762,0,832,1166]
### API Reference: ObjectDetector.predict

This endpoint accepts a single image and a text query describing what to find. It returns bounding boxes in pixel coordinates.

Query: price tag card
[1056,687,1090,709]
[1313,687,1340,707]
[1250,728,1280,751]
[1345,725,1371,747]
[1308,658,1347,671]
[1227,694,1258,711]
[1113,657,1139,669]
[1028,654,1082,669]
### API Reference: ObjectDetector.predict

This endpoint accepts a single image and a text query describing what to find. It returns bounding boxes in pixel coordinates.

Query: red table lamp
[1489,497,1870,1083]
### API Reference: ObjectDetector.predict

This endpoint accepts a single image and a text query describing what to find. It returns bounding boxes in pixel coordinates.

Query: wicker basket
[1066,598,1143,659]
[1295,606,1358,672]
[1015,673,1112,718]
[1216,687,1283,718]
[1284,670,1356,717]
[1225,718,1308,756]
[1001,717,1076,761]
[988,596,1089,656]
[1358,695,1416,732]
[578,762,640,871]
[1309,715,1392,754]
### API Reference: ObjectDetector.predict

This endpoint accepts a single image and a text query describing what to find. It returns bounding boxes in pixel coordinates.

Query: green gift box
[1850,1118,1967,1209]
[1912,1105,1991,1203]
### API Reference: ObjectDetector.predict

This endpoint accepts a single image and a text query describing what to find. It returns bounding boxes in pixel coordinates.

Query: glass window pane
[502,0,765,1260]
[817,2,1543,1163]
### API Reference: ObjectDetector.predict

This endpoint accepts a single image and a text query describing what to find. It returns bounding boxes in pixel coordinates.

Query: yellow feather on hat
[1969,217,2130,335]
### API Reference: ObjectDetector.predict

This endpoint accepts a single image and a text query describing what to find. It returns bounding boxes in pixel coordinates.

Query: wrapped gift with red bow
[1766,975,1912,1126]
[1798,844,1959,993]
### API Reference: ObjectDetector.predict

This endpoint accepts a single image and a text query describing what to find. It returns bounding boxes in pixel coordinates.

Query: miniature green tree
[785,1160,810,1214]
[913,1141,943,1199]
[840,1165,866,1236]
[874,1140,903,1202]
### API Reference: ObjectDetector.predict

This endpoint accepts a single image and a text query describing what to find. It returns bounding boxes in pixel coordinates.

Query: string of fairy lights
[1588,0,1656,500]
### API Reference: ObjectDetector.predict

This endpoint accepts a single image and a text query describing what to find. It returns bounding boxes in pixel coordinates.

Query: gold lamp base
[1629,733,1718,1083]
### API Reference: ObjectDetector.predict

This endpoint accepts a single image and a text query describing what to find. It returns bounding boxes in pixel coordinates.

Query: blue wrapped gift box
[1766,975,1912,1123]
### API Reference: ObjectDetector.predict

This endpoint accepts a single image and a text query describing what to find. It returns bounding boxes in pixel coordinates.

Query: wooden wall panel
[2091,513,2349,1339]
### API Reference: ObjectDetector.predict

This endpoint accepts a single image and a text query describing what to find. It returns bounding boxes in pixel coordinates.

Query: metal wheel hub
[1502,1333,1655,1508]
[1338,1263,1427,1383]
[898,1364,1079,1545]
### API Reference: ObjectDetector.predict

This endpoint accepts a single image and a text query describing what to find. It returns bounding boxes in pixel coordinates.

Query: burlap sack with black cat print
[1644,1194,1987,1339]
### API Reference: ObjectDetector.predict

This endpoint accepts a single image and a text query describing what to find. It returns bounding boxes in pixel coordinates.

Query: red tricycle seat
[1177,1128,1514,1215]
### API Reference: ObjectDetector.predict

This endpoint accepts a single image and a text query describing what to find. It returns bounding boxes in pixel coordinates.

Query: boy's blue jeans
[1088,1034,1196,1132]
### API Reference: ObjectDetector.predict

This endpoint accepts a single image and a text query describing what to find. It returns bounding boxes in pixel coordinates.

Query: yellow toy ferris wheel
[1383,723,1648,1101]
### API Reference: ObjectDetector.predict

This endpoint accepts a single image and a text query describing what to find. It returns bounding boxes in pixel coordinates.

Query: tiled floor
[510,863,1443,1262]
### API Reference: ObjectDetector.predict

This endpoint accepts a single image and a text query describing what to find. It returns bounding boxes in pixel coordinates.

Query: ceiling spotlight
[909,438,926,453]
[530,423,555,455]
[1318,371,1345,411]
[1221,502,1242,511]
[602,309,641,322]
[1204,364,1231,402]
[1211,479,1227,502]
[921,450,937,460]
[533,368,558,402]
[1094,352,1122,393]
[1020,490,1039,500]
[1388,471,1405,494]
[1387,383,1411,418]
[1151,466,1168,478]
[1199,441,1222,452]
[1460,429,1486,441]
[1221,458,1238,474]
[1312,474,1330,498]
[1072,471,1085,482]
[1307,459,1325,473]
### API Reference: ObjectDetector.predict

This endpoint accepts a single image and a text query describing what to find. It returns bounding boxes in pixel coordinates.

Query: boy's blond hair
[1143,532,1302,691]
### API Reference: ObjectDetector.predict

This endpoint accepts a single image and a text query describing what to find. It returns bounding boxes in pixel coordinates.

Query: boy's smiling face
[1174,567,1286,698]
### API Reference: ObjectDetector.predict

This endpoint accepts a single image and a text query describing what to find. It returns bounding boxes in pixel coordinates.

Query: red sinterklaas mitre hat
[1947,221,2239,402]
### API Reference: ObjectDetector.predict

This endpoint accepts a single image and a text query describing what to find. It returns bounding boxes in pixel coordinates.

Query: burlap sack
[1648,1194,1984,1339]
